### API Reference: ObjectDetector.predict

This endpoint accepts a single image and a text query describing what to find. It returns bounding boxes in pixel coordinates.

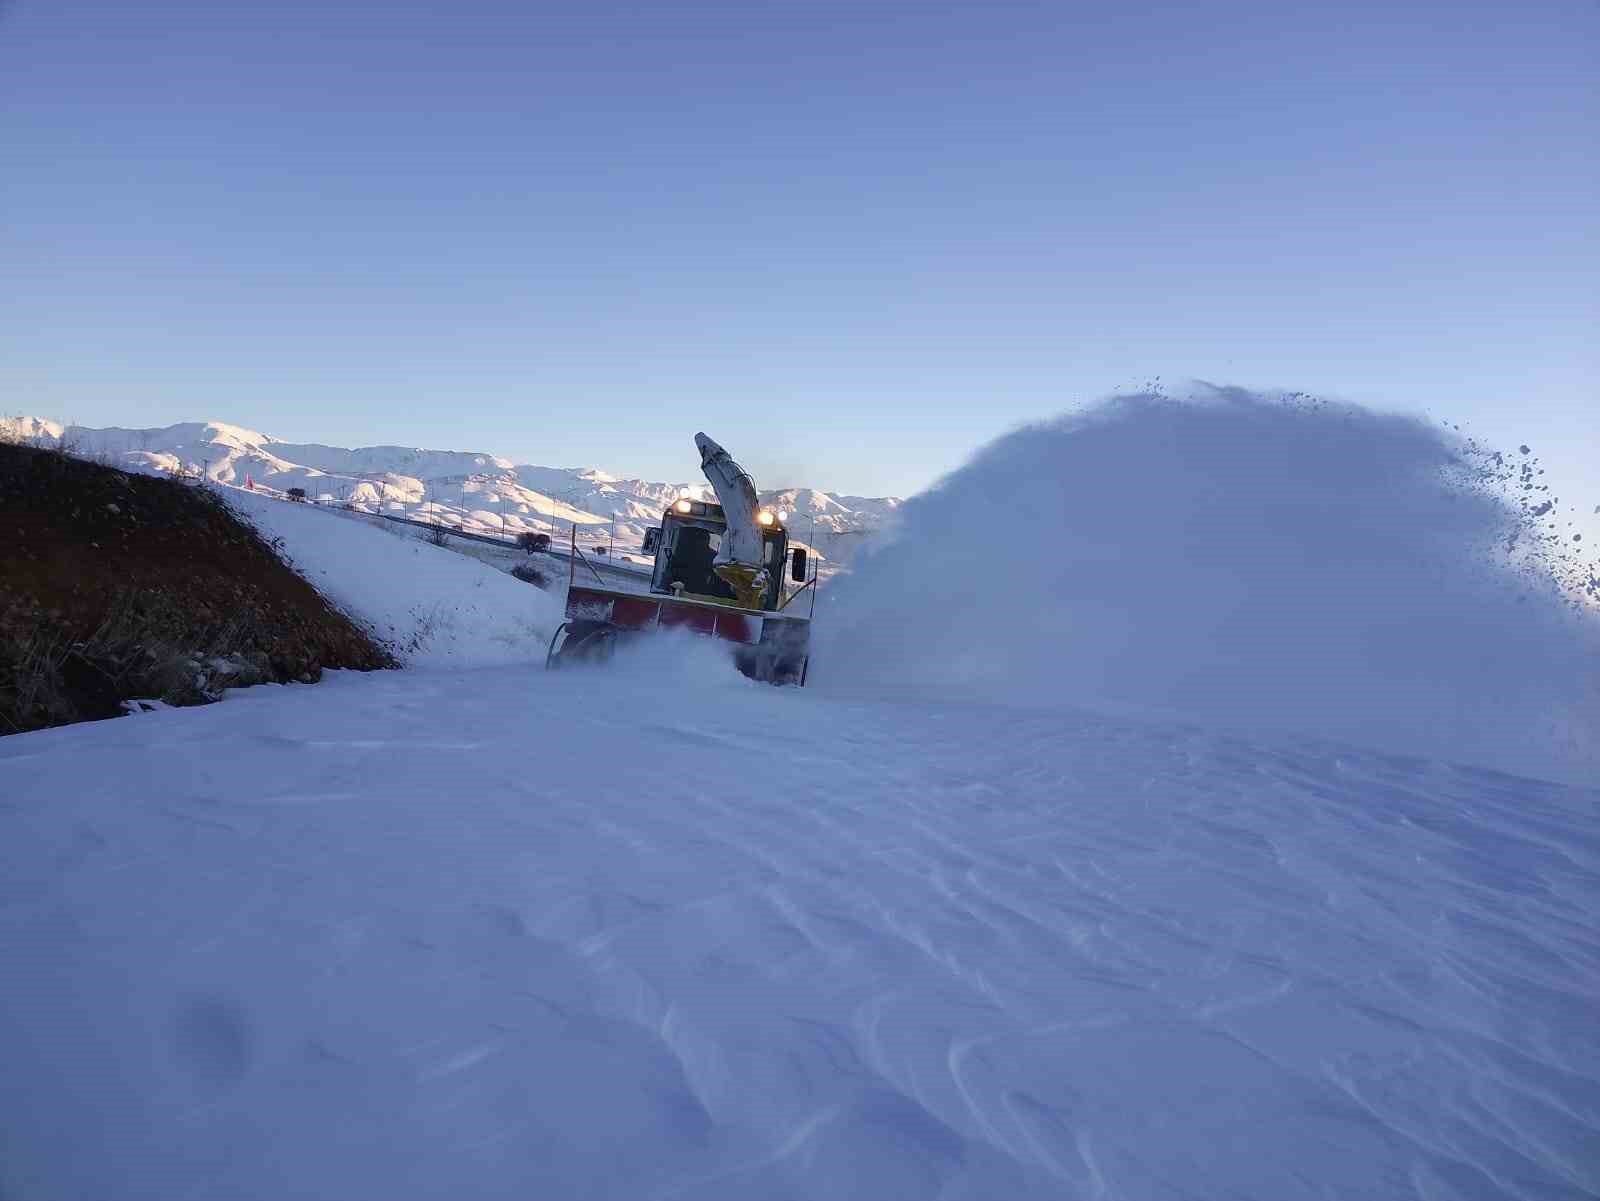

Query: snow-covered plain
[3,391,1598,1200]
[3,649,1597,1200]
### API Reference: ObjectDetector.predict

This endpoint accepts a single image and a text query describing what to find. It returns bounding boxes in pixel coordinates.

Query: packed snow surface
[821,388,1599,785]
[3,646,1597,1200]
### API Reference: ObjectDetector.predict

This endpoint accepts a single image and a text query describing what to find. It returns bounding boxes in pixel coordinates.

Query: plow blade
[546,585,809,685]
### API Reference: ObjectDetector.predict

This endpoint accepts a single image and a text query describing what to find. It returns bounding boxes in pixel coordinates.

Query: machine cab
[647,499,801,612]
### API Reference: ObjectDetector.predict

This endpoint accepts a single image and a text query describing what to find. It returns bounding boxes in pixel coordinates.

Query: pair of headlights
[674,498,789,526]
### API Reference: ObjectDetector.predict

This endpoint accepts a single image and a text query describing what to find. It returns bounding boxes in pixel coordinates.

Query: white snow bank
[819,387,1600,784]
[226,489,562,667]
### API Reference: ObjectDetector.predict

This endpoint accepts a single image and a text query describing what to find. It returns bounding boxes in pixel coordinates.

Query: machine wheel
[767,653,808,687]
[548,620,618,670]
[544,623,569,670]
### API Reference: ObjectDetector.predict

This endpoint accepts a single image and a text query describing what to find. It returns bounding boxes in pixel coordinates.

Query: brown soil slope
[1,443,395,734]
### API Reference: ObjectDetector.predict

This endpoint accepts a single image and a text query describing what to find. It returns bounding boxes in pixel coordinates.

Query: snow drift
[226,489,563,668]
[819,387,1599,784]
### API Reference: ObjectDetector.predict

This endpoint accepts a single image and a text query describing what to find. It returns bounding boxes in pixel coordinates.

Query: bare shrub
[0,592,276,733]
[510,562,551,588]
[0,627,75,733]
[402,601,455,655]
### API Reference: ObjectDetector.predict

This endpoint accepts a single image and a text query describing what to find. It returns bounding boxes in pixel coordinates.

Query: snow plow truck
[545,434,815,684]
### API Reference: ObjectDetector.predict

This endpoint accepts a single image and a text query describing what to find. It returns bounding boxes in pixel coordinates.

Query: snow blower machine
[545,433,815,684]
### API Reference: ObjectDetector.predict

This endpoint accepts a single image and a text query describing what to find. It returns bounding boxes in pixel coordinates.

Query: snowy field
[2,649,1597,1200]
[3,390,1597,1199]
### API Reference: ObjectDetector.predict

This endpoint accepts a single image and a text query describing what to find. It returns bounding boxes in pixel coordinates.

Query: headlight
[757,510,775,526]
[675,499,692,513]
[777,510,789,522]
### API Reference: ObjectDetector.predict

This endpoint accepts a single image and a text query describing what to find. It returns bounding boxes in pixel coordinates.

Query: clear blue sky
[3,0,1595,497]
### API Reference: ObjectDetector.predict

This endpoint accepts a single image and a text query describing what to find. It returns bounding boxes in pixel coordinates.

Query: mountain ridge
[1,416,900,561]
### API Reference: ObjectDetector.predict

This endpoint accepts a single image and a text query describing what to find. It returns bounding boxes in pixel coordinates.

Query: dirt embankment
[1,443,396,734]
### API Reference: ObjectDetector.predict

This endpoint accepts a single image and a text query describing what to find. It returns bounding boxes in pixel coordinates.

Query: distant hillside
[0,417,901,566]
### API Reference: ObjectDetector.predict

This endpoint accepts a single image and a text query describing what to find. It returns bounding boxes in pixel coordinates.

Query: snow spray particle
[818,387,1599,784]
[605,624,751,688]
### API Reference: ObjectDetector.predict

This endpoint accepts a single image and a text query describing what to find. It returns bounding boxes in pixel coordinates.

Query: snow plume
[819,386,1600,784]
[605,625,751,690]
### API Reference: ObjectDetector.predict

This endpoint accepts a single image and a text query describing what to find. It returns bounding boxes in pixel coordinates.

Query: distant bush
[517,531,551,553]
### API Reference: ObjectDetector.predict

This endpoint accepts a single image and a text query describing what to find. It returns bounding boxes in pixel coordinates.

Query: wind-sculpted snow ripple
[3,667,1596,1199]
[819,386,1600,785]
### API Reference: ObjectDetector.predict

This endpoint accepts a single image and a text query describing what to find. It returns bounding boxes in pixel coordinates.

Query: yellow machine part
[713,561,771,611]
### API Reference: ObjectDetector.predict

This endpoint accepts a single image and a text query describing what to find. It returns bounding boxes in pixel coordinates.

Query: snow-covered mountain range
[0,416,900,562]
